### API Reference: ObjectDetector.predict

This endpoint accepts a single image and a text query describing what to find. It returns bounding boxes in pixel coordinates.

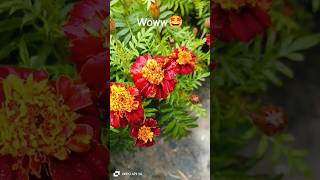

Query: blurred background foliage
[0,0,79,78]
[213,0,320,179]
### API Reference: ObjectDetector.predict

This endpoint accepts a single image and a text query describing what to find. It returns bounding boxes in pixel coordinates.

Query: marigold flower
[251,105,288,136]
[171,47,196,75]
[110,83,144,128]
[213,0,272,42]
[189,94,200,104]
[130,118,160,147]
[62,0,108,105]
[0,66,108,179]
[206,34,211,48]
[130,55,178,99]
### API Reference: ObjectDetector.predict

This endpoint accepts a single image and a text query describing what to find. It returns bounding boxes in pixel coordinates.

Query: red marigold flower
[251,105,288,136]
[130,55,178,99]
[189,94,200,104]
[171,47,196,75]
[110,83,144,128]
[206,34,211,48]
[62,0,108,105]
[0,66,108,179]
[130,118,160,147]
[213,0,272,42]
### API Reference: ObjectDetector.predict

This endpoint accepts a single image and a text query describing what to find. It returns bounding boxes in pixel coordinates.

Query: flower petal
[67,124,93,153]
[57,75,92,111]
[81,142,108,179]
[126,107,144,127]
[75,116,103,142]
[0,156,15,180]
[49,156,93,180]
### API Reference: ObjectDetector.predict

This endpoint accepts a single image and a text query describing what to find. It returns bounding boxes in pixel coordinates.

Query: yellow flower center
[110,85,139,115]
[141,59,164,85]
[138,126,154,144]
[176,49,194,65]
[215,0,256,10]
[0,75,79,160]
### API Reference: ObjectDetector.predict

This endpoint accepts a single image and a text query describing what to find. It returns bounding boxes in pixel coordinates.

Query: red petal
[161,80,171,98]
[57,75,92,111]
[110,112,127,129]
[165,67,177,80]
[229,11,253,42]
[144,84,157,98]
[79,52,107,91]
[155,86,162,99]
[0,156,15,180]
[67,124,93,152]
[81,142,108,179]
[49,156,93,180]
[69,37,104,69]
[252,7,271,28]
[130,127,138,139]
[75,116,103,142]
[29,156,41,178]
[243,11,263,37]
[126,107,144,127]
[134,78,149,92]
[153,127,161,136]
[0,66,48,81]
[145,118,157,127]
[127,86,139,97]
[130,55,151,78]
[63,0,108,40]
[180,65,194,75]
[0,83,4,104]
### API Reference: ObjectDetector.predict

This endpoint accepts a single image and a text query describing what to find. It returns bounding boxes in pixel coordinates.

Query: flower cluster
[111,47,197,147]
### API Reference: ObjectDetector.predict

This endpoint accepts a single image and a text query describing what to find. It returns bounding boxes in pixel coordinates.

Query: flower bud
[206,34,211,48]
[204,17,210,28]
[110,18,116,33]
[169,38,175,46]
[150,1,160,19]
[189,94,200,104]
[192,27,199,37]
[252,105,288,136]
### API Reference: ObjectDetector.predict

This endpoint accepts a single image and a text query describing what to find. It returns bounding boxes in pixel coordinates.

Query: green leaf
[0,18,22,33]
[274,61,294,78]
[313,0,320,12]
[256,136,268,157]
[288,34,320,52]
[117,28,129,37]
[19,39,29,65]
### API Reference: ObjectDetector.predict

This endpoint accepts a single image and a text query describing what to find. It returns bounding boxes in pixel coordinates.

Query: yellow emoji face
[169,16,182,28]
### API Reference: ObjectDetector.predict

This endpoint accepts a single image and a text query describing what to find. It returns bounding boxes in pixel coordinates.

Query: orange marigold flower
[110,83,144,128]
[171,47,196,75]
[0,66,108,180]
[130,55,178,99]
[130,118,160,147]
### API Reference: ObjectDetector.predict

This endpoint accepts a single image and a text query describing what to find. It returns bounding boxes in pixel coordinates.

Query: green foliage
[158,101,198,139]
[0,0,76,76]
[213,0,320,179]
[109,127,136,152]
